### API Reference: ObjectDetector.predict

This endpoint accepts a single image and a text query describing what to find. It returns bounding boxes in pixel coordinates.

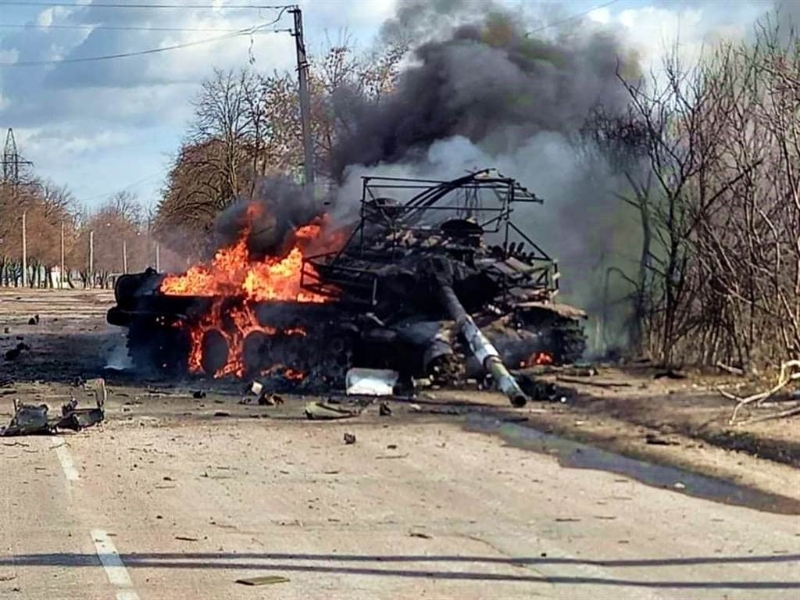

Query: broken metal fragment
[236,576,290,586]
[303,402,359,420]
[0,400,50,436]
[343,432,357,444]
[0,388,105,436]
[345,368,399,396]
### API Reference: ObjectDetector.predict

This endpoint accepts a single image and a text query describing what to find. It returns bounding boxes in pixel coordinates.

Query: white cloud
[36,8,56,28]
[17,127,133,157]
[590,3,764,72]
[588,6,611,25]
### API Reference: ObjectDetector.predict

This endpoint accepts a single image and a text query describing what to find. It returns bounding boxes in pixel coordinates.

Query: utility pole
[122,239,128,274]
[88,230,94,288]
[155,242,160,272]
[60,222,65,289]
[21,210,26,288]
[290,6,314,190]
[4,130,33,288]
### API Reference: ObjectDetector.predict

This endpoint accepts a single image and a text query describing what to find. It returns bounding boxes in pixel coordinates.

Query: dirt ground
[0,289,798,598]
[0,288,798,499]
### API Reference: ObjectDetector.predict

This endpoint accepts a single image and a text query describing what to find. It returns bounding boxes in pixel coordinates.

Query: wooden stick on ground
[739,403,800,425]
[721,359,800,424]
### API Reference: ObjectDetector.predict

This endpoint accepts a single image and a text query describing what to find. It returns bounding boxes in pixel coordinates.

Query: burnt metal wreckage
[0,379,106,436]
[108,169,588,406]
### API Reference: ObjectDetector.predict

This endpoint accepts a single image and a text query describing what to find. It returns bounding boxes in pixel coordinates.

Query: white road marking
[51,437,80,481]
[91,530,141,600]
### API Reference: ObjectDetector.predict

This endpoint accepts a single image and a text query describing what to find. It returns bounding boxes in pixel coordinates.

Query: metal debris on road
[344,432,357,444]
[0,390,105,436]
[242,380,284,406]
[236,575,290,586]
[304,401,360,420]
[379,402,392,416]
[346,368,399,396]
[261,393,283,406]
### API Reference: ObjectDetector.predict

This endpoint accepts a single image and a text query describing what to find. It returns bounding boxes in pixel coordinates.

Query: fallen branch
[715,362,744,376]
[738,403,800,425]
[555,376,631,389]
[720,359,800,424]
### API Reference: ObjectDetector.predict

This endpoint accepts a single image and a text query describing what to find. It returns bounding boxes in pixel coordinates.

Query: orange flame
[160,208,343,378]
[520,351,554,368]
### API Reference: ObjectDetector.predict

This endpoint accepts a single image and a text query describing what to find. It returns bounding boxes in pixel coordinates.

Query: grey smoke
[331,4,636,181]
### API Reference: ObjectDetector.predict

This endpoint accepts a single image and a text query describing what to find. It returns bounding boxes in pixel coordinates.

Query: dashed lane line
[91,529,141,600]
[52,437,80,481]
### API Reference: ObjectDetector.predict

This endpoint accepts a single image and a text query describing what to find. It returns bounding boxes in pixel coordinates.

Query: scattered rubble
[343,432,357,445]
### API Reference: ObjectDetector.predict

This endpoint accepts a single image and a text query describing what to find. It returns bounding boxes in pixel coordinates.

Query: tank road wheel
[126,320,190,376]
[516,311,588,365]
[321,333,354,389]
[550,317,587,364]
[242,331,269,377]
[200,329,229,376]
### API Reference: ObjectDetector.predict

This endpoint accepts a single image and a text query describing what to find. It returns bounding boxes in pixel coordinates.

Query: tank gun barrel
[437,282,528,407]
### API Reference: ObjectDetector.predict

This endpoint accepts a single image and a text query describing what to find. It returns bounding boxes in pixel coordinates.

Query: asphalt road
[0,404,798,600]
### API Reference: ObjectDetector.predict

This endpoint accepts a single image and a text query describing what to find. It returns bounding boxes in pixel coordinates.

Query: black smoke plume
[330,2,637,181]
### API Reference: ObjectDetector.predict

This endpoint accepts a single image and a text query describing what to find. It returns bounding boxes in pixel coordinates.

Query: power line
[79,172,164,203]
[0,22,280,33]
[0,1,292,8]
[0,17,292,67]
[525,0,621,37]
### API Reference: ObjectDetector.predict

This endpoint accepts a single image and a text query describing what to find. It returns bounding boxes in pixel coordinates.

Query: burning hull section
[109,271,584,391]
[109,275,352,386]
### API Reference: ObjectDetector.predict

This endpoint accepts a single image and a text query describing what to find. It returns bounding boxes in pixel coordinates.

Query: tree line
[591,22,800,368]
[0,180,157,288]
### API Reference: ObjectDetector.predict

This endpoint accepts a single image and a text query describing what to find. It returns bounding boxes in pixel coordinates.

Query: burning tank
[108,169,587,406]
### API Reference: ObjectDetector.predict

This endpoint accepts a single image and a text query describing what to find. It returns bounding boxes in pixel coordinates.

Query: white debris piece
[345,368,399,396]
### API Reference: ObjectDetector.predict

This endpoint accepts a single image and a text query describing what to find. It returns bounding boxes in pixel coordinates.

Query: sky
[0,0,777,212]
